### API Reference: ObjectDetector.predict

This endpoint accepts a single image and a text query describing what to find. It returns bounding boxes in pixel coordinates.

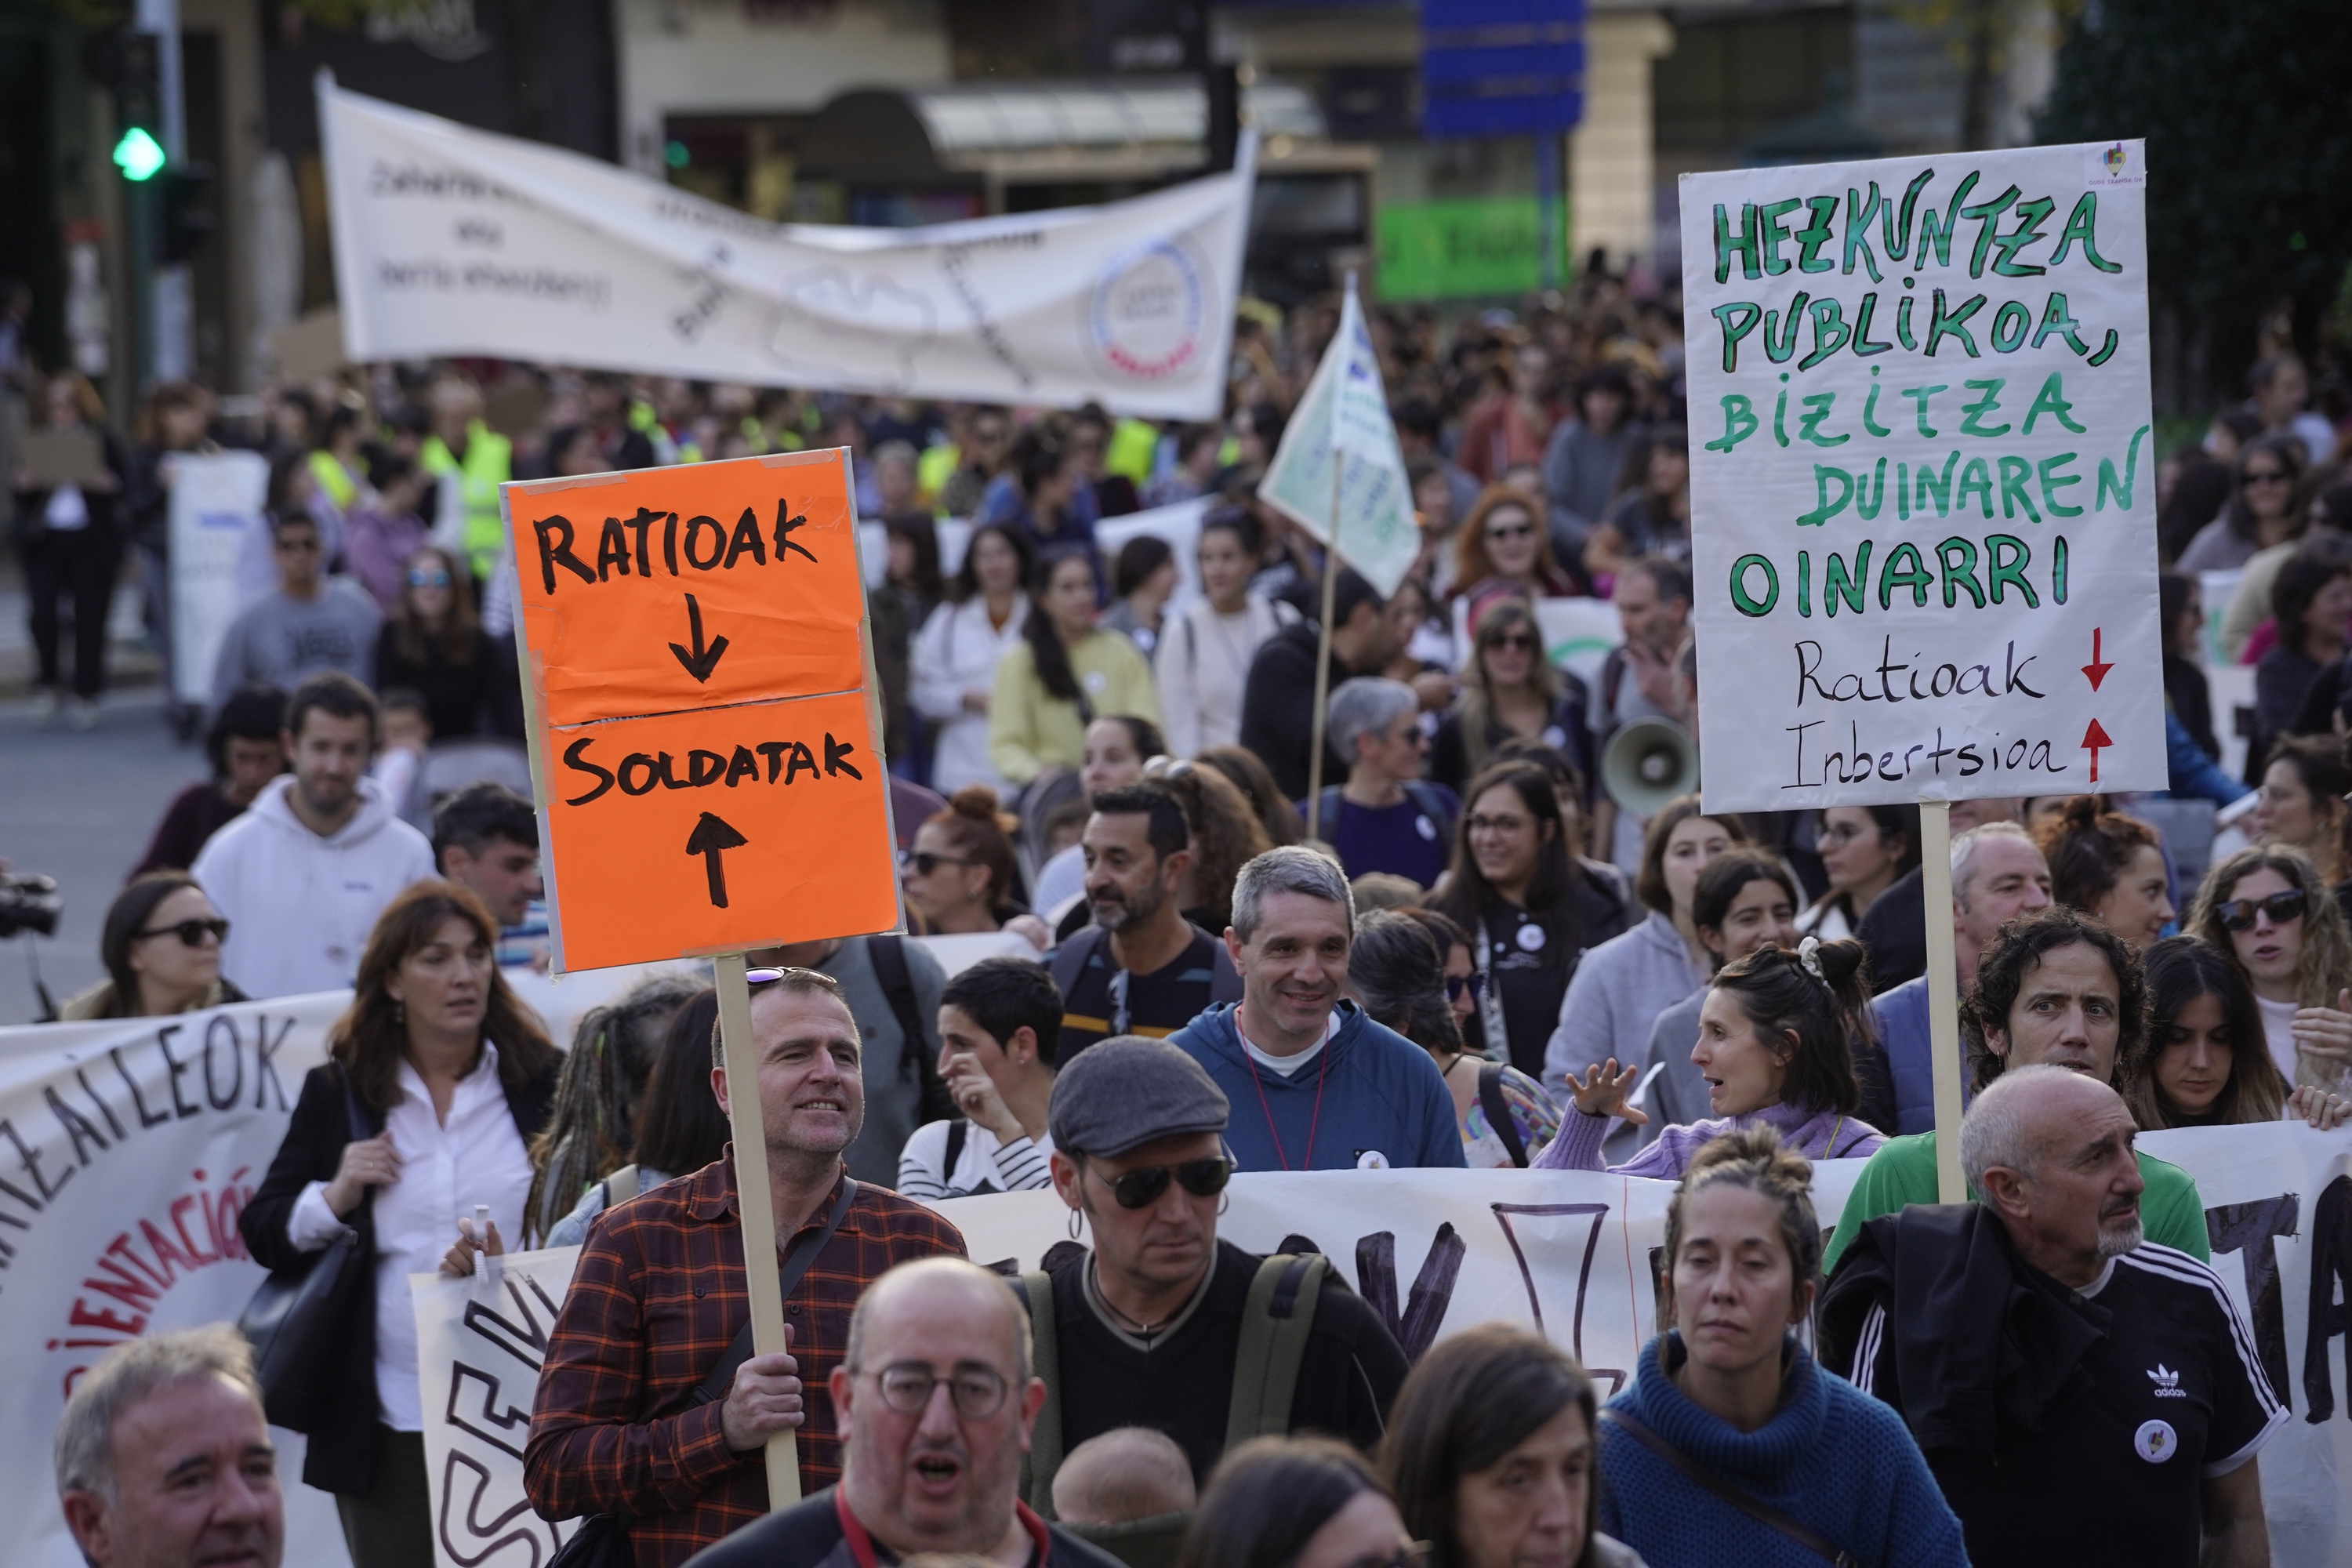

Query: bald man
[1821,1068,2282,1568]
[685,1258,1120,1566]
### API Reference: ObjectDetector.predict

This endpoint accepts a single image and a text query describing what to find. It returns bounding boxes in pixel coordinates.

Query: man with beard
[684,1258,1120,1567]
[1052,784,1239,1062]
[1820,1067,2281,1568]
[527,969,967,1566]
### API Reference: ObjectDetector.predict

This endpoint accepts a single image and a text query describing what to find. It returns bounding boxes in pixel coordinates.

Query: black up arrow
[684,811,748,908]
[668,593,731,683]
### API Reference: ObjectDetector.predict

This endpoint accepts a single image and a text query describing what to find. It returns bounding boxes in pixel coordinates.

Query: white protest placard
[167,450,271,709]
[1682,141,2165,811]
[319,79,1254,420]
[1259,283,1421,597]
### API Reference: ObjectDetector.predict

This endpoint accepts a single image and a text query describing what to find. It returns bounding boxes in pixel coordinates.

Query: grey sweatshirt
[211,578,381,707]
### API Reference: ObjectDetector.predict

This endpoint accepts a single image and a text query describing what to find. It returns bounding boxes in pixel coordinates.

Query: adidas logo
[2148,1364,2187,1399]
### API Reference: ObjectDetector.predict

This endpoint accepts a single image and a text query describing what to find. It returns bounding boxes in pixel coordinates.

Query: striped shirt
[895,1117,1055,1200]
[523,1152,966,1568]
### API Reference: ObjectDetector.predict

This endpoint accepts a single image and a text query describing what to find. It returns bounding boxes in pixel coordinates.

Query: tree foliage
[2035,0,2352,405]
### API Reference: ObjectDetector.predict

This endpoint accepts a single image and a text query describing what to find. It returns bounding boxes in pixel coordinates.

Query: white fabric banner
[1680,141,2165,811]
[1258,284,1419,597]
[317,79,1256,420]
[168,451,270,708]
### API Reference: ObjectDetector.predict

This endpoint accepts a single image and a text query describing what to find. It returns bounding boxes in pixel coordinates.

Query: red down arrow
[2082,627,2113,691]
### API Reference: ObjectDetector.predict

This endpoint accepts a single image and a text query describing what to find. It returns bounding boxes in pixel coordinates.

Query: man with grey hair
[56,1324,284,1568]
[1855,797,2025,992]
[683,1258,1120,1566]
[1167,846,1463,1171]
[1308,677,1457,888]
[1871,818,2053,1134]
[1821,1066,2281,1568]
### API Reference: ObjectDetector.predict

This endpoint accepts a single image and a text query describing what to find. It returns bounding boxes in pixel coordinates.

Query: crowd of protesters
[24,278,2352,1568]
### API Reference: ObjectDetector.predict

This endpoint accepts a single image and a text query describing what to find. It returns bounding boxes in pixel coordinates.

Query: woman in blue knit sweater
[1595,1126,1965,1567]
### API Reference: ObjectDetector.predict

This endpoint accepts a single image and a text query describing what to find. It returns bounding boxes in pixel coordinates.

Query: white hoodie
[192,774,437,1000]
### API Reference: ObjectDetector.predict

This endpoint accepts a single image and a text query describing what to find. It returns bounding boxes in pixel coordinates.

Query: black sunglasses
[1089,1156,1233,1210]
[902,850,975,876]
[1446,971,1488,1005]
[2216,890,2307,931]
[135,916,230,947]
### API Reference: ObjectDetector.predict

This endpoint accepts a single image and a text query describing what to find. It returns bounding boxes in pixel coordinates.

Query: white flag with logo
[1258,281,1419,596]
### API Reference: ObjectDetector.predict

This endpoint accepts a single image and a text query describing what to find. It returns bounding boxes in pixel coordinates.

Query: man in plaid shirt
[526,968,967,1567]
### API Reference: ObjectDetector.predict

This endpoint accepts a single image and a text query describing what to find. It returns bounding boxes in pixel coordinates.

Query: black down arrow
[668,593,730,683]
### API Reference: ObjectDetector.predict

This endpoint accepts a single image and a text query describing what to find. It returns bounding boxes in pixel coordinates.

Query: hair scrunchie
[1796,934,1828,983]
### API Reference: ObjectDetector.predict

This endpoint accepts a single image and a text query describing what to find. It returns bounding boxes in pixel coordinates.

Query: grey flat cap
[1049,1035,1230,1158]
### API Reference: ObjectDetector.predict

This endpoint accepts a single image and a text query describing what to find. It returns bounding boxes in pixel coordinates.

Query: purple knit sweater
[1532,1096,1884,1178]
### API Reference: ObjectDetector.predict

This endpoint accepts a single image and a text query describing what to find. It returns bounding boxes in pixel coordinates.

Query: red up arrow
[2082,627,2113,691]
[2082,718,2112,783]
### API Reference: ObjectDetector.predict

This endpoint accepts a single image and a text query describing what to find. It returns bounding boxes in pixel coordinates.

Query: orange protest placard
[504,450,899,971]
[510,449,868,728]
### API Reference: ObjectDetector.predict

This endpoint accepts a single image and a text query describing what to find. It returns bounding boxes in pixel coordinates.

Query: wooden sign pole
[1918,802,1965,1204]
[1304,464,1345,843]
[713,950,801,1507]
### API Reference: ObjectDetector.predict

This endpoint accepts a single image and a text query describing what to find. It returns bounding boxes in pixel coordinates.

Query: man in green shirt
[1826,906,2209,1274]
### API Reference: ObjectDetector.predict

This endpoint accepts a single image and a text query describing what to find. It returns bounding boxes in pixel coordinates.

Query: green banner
[1375,196,1568,301]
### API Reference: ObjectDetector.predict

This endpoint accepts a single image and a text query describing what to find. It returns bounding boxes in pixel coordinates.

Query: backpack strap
[869,935,953,1123]
[690,1179,858,1410]
[942,1119,969,1184]
[1049,926,1105,1000]
[602,1163,641,1208]
[1224,1254,1328,1454]
[1314,786,1345,837]
[1477,1063,1530,1168]
[1401,779,1457,840]
[1017,1270,1064,1518]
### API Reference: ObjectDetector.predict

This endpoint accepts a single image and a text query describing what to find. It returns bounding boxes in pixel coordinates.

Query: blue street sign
[1420,0,1585,140]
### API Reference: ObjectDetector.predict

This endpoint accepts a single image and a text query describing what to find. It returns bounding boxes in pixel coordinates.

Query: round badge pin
[1357,1150,1390,1171]
[1415,815,1437,840]
[2133,1419,2176,1464]
[1516,923,1547,953]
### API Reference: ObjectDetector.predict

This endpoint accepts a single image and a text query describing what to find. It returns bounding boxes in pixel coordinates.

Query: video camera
[0,872,62,940]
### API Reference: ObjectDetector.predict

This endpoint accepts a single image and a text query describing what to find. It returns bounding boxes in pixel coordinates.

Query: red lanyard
[834,1488,1050,1566]
[1240,1018,1331,1171]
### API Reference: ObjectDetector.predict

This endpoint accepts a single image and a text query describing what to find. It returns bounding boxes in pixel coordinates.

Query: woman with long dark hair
[1382,1324,1642,1568]
[1542,937,1886,1177]
[1432,600,1592,796]
[372,543,522,739]
[2250,535,2352,766]
[545,988,738,1245]
[1585,424,1690,582]
[2177,430,2307,575]
[1100,533,1179,655]
[521,971,702,1241]
[913,521,1033,795]
[60,870,244,1019]
[2127,935,2350,1130]
[1178,1436,1417,1568]
[2161,572,2220,759]
[1432,760,1631,1079]
[986,547,1158,788]
[1197,742,1304,846]
[241,880,560,1566]
[1796,804,1918,942]
[1156,508,1298,755]
[2187,846,2352,1097]
[1597,1131,1965,1566]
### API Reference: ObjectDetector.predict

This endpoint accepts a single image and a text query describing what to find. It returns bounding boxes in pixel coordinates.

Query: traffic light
[107,30,165,183]
[159,162,216,264]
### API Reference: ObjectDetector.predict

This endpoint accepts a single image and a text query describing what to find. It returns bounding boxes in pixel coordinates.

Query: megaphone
[1601,717,1700,818]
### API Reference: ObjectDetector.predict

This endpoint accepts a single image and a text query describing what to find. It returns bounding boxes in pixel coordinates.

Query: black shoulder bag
[1599,1407,1859,1567]
[1475,1062,1530,1168]
[548,1179,859,1568]
[236,1065,374,1433]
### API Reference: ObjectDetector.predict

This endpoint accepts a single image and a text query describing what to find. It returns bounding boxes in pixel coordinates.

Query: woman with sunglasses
[1450,488,1579,606]
[1432,601,1592,797]
[2177,431,2307,579]
[1432,762,1632,1083]
[902,786,1050,951]
[60,870,243,1019]
[1381,1325,1644,1568]
[1179,1437,1425,1568]
[2188,848,2352,1096]
[1349,910,1559,1167]
[2126,935,2351,1131]
[1596,1128,1965,1568]
[372,543,522,739]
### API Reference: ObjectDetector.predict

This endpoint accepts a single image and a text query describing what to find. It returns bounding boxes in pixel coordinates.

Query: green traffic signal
[114,126,166,182]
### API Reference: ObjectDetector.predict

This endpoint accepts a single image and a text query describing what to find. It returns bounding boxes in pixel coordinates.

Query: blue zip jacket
[1166,1001,1467,1172]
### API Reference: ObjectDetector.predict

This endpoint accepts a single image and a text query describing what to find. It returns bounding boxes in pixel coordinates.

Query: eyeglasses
[1143,756,1196,782]
[274,535,320,554]
[1086,1156,1233,1209]
[2216,890,2307,931]
[902,851,975,876]
[1467,813,1532,835]
[1486,523,1534,543]
[1486,633,1537,652]
[862,1361,1011,1418]
[406,567,452,587]
[134,916,230,946]
[1446,971,1487,1005]
[2242,468,2291,485]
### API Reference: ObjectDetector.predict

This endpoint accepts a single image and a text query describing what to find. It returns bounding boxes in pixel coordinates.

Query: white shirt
[912,594,1028,796]
[287,1043,533,1429]
[45,483,88,529]
[1237,1010,1341,1077]
[2256,994,2299,1085]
